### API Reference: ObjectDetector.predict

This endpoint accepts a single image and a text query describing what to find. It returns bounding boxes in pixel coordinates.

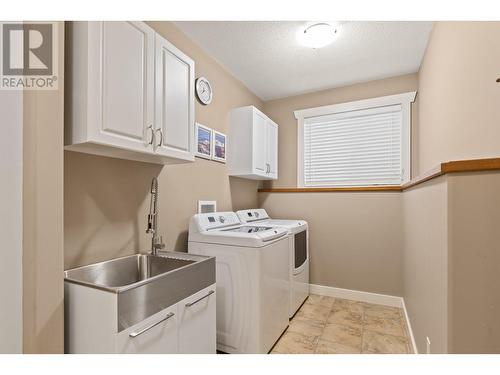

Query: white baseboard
[400,298,418,354]
[310,284,402,307]
[310,283,418,354]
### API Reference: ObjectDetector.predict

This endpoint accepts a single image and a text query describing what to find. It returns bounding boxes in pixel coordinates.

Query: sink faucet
[146,177,165,256]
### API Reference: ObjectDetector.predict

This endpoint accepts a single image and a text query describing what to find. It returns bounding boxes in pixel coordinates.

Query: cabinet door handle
[155,129,163,148]
[129,312,174,338]
[185,290,215,307]
[144,125,155,146]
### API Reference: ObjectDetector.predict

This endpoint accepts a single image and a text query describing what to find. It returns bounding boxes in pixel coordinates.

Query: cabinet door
[155,34,195,161]
[116,304,178,354]
[98,21,155,152]
[178,285,216,354]
[253,111,268,174]
[267,120,278,178]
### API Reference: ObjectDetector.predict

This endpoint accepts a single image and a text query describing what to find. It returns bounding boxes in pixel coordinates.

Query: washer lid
[236,209,307,230]
[262,219,308,234]
[189,226,287,247]
[189,212,288,247]
[222,226,274,233]
[267,219,307,227]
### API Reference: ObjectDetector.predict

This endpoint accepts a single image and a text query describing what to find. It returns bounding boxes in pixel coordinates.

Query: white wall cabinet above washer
[65,21,195,165]
[227,106,278,180]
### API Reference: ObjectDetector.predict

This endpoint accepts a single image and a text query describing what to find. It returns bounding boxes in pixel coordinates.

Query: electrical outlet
[426,337,431,354]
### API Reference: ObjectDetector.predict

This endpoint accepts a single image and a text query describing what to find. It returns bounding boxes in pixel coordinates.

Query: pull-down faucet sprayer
[147,177,165,256]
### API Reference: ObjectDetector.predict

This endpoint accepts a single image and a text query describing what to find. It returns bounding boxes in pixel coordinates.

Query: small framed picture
[195,123,212,159]
[212,130,227,163]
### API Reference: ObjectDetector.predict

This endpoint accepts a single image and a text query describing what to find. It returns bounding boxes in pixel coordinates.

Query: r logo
[2,23,53,76]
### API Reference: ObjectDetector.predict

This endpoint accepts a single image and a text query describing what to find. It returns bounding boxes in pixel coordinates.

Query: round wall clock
[195,77,213,105]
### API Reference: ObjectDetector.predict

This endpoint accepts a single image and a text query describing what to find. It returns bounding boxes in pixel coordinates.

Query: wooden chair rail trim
[258,186,402,193]
[258,157,500,193]
[400,166,443,190]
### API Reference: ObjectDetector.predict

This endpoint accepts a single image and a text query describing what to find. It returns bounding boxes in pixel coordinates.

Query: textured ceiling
[175,21,433,101]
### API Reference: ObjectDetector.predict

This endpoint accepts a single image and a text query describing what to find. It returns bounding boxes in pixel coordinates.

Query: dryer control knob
[219,216,225,223]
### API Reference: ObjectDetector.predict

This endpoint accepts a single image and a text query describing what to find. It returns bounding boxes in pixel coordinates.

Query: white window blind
[303,104,404,187]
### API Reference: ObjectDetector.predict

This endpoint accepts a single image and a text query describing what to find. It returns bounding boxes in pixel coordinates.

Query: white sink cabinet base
[65,283,216,354]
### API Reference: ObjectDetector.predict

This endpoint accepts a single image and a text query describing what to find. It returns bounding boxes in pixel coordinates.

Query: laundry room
[2,1,500,373]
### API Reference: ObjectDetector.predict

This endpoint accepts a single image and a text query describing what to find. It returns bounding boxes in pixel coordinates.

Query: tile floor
[271,294,412,354]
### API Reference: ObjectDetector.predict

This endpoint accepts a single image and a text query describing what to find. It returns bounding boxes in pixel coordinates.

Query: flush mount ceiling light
[298,23,339,49]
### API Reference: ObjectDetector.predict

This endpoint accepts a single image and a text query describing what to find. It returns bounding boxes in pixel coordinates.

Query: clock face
[196,77,212,105]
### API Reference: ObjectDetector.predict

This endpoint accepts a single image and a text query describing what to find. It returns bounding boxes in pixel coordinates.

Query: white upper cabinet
[154,34,195,161]
[65,21,195,165]
[100,22,155,151]
[228,106,279,180]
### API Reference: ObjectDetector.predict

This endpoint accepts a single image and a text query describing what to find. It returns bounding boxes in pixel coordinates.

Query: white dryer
[237,209,309,318]
[188,212,290,354]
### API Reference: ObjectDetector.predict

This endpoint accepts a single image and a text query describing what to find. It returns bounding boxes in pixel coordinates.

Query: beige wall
[0,88,23,353]
[402,177,448,354]
[400,21,500,354]
[257,74,418,295]
[417,22,500,173]
[263,73,419,188]
[259,192,403,296]
[448,172,500,353]
[23,23,65,353]
[64,21,263,269]
[402,171,500,354]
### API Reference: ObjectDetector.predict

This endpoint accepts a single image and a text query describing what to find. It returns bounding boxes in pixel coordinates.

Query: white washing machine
[188,212,290,354]
[237,209,310,318]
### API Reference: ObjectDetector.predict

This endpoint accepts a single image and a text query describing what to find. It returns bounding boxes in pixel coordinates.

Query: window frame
[294,91,416,188]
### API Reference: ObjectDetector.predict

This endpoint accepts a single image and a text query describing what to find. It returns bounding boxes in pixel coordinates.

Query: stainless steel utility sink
[64,252,215,331]
[65,254,196,290]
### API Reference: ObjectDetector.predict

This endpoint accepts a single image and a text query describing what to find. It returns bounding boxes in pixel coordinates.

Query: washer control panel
[236,209,270,223]
[196,212,241,230]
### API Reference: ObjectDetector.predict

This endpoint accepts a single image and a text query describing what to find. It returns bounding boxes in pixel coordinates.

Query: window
[295,92,416,187]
